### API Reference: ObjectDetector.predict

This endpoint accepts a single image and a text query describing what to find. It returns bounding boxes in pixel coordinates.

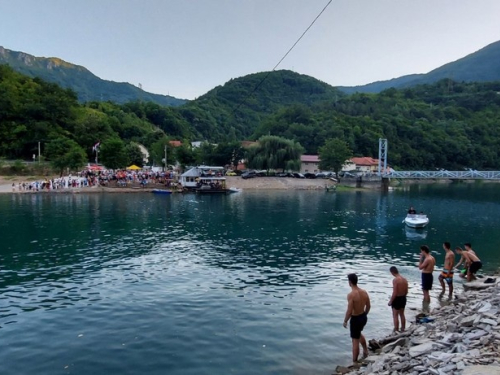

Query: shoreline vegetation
[335,277,500,375]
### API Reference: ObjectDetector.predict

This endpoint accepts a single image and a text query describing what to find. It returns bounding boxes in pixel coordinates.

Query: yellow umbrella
[126,165,141,170]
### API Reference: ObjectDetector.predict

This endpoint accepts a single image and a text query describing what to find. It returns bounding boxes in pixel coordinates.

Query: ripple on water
[0,190,500,374]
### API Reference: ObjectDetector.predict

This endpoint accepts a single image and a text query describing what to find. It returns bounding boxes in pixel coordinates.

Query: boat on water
[404,214,429,228]
[228,187,241,193]
[152,189,172,195]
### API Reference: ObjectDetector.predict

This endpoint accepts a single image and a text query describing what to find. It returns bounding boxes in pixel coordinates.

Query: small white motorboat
[404,214,429,228]
[228,187,242,193]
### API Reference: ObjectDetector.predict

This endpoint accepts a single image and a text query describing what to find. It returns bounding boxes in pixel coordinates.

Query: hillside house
[300,155,320,173]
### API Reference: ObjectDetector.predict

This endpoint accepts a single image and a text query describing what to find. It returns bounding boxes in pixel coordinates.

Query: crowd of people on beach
[10,168,179,192]
[343,241,484,364]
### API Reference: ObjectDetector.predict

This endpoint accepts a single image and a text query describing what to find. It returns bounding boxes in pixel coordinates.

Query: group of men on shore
[342,242,483,363]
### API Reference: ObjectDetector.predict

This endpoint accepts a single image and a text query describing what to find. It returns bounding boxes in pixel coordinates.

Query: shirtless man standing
[418,245,435,304]
[456,244,482,282]
[388,266,408,332]
[438,242,455,296]
[343,273,371,363]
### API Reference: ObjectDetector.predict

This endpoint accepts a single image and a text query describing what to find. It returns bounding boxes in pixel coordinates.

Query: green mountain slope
[0,46,187,106]
[179,70,344,140]
[339,40,500,93]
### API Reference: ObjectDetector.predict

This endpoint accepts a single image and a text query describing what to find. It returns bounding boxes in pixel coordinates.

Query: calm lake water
[1,183,500,375]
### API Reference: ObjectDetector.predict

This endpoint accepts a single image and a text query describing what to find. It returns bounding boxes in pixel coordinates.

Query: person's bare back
[393,275,408,297]
[348,288,370,316]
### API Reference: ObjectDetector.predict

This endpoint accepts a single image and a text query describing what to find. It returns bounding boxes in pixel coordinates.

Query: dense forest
[1,64,500,171]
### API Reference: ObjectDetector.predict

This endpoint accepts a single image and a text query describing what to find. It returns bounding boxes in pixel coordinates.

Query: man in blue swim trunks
[438,242,455,296]
[343,273,371,363]
[418,245,435,305]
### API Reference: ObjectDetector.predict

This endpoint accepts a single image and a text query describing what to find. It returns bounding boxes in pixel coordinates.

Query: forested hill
[0,46,187,106]
[2,62,500,171]
[255,80,500,170]
[339,40,500,94]
[176,70,344,140]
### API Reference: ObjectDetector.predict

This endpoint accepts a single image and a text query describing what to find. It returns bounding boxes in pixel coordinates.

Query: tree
[45,137,87,176]
[176,143,196,168]
[246,135,304,172]
[99,138,128,169]
[125,143,146,167]
[318,138,353,177]
[212,141,245,169]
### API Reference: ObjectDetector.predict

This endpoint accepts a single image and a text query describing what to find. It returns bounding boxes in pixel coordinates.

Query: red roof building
[169,140,182,147]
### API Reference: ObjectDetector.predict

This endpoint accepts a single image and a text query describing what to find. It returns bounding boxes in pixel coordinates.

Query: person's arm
[365,293,371,315]
[419,257,428,270]
[343,295,353,328]
[388,279,397,306]
[455,254,465,269]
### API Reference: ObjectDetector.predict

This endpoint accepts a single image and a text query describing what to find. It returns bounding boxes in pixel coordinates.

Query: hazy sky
[1,0,500,99]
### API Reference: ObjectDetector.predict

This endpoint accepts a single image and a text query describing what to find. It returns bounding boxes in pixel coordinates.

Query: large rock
[382,337,409,353]
[462,365,500,375]
[461,315,478,327]
[409,342,436,357]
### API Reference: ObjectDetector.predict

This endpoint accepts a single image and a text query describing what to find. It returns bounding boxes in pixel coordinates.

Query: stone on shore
[462,365,500,375]
[336,277,500,375]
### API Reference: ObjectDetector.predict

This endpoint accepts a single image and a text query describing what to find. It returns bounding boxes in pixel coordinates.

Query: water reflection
[405,227,428,240]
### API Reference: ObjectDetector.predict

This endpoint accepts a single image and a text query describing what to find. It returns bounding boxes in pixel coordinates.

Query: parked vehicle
[316,172,335,179]
[293,172,305,179]
[241,171,256,179]
[304,173,317,179]
[225,170,237,176]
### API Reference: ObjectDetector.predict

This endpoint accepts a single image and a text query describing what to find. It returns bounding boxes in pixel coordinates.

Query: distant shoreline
[0,176,337,194]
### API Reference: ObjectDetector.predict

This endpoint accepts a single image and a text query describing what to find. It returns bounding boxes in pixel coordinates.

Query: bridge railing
[381,170,500,180]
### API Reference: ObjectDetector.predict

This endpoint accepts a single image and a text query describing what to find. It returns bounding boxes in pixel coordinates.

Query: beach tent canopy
[126,165,141,170]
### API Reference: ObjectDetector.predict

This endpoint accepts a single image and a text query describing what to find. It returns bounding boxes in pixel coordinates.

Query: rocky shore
[336,278,500,375]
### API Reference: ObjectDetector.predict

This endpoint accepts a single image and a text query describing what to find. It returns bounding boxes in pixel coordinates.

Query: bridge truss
[382,170,500,180]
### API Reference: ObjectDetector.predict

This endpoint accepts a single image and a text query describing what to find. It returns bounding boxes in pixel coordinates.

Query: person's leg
[448,280,453,296]
[399,309,406,331]
[392,308,399,332]
[423,289,430,302]
[360,334,368,358]
[438,274,445,293]
[352,338,360,362]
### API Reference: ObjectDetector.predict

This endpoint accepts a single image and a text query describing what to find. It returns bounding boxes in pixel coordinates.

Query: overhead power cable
[233,0,333,113]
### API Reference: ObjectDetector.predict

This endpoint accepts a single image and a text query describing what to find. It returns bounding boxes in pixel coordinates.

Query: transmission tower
[378,138,388,176]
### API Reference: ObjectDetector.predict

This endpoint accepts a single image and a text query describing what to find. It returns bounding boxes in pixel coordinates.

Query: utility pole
[164,144,167,172]
[38,141,41,163]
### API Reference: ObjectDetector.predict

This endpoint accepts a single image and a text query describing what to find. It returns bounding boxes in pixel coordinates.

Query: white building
[180,166,225,188]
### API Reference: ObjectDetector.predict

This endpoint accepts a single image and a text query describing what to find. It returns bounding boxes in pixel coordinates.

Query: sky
[1,0,500,100]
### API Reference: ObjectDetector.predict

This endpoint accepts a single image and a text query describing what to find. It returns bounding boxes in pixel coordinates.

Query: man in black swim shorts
[343,273,371,363]
[418,245,436,308]
[388,266,408,332]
